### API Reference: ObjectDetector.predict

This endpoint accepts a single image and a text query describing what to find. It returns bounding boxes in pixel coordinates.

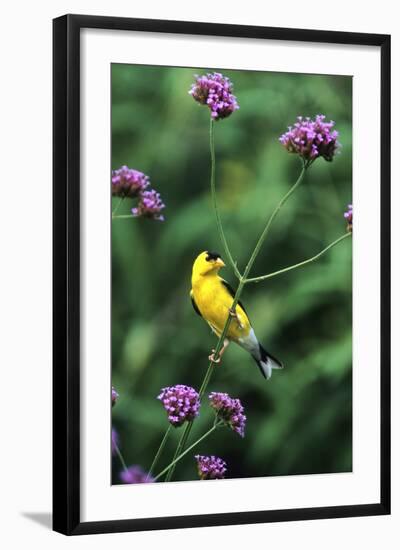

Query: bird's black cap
[206,251,222,262]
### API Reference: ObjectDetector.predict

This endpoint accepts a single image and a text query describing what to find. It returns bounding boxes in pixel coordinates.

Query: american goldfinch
[190,251,283,379]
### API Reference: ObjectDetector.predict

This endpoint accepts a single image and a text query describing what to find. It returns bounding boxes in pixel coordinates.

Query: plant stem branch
[146,424,172,481]
[246,233,351,283]
[164,423,193,482]
[210,119,242,280]
[166,165,307,481]
[155,423,220,482]
[240,164,307,284]
[114,443,129,474]
[112,196,125,216]
[112,214,134,220]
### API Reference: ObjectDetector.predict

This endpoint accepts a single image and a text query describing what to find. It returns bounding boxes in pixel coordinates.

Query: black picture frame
[53,14,391,535]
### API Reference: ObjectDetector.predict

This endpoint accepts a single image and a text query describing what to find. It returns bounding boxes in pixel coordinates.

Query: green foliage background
[111,65,352,483]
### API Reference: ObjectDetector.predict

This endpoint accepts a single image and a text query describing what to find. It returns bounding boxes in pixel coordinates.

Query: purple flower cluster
[132,189,165,222]
[112,386,119,407]
[209,392,246,437]
[344,204,353,232]
[111,165,150,197]
[158,385,200,427]
[111,427,119,456]
[120,465,154,484]
[111,165,166,221]
[189,72,239,121]
[279,115,340,163]
[195,455,227,480]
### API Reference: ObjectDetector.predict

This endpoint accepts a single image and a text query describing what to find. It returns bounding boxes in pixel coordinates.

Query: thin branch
[155,422,221,482]
[245,232,351,284]
[210,119,242,280]
[114,443,129,474]
[112,214,133,220]
[240,163,307,284]
[112,196,125,216]
[146,424,172,481]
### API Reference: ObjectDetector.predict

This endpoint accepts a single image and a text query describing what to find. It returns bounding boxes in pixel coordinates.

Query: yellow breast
[191,274,251,341]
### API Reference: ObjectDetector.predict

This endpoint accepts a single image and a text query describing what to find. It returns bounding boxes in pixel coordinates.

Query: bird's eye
[206,251,221,262]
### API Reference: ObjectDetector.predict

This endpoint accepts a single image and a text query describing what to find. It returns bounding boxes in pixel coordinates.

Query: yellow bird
[190,251,283,379]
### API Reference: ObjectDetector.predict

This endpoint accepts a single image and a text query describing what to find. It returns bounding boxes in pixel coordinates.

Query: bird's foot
[208,349,221,364]
[229,307,243,329]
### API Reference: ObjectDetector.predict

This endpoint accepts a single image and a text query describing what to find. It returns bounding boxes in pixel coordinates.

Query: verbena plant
[111,72,352,483]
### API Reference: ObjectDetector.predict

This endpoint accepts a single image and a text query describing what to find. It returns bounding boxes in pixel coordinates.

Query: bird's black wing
[190,290,202,317]
[221,280,249,316]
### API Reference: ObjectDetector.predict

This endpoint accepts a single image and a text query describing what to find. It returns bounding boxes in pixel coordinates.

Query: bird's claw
[208,349,221,364]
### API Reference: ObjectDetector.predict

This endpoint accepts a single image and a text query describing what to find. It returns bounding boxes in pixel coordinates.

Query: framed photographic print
[53,14,391,535]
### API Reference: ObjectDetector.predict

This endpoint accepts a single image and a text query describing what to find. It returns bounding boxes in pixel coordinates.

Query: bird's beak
[215,258,226,268]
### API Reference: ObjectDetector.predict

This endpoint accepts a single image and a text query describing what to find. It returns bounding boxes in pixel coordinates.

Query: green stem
[166,165,308,481]
[164,423,193,482]
[146,424,172,481]
[246,233,351,284]
[165,428,186,481]
[155,422,220,482]
[240,163,307,284]
[112,196,125,216]
[114,443,129,474]
[210,120,242,280]
[112,214,133,220]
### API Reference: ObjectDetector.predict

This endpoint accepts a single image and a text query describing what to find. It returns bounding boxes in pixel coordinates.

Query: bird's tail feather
[254,344,284,380]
